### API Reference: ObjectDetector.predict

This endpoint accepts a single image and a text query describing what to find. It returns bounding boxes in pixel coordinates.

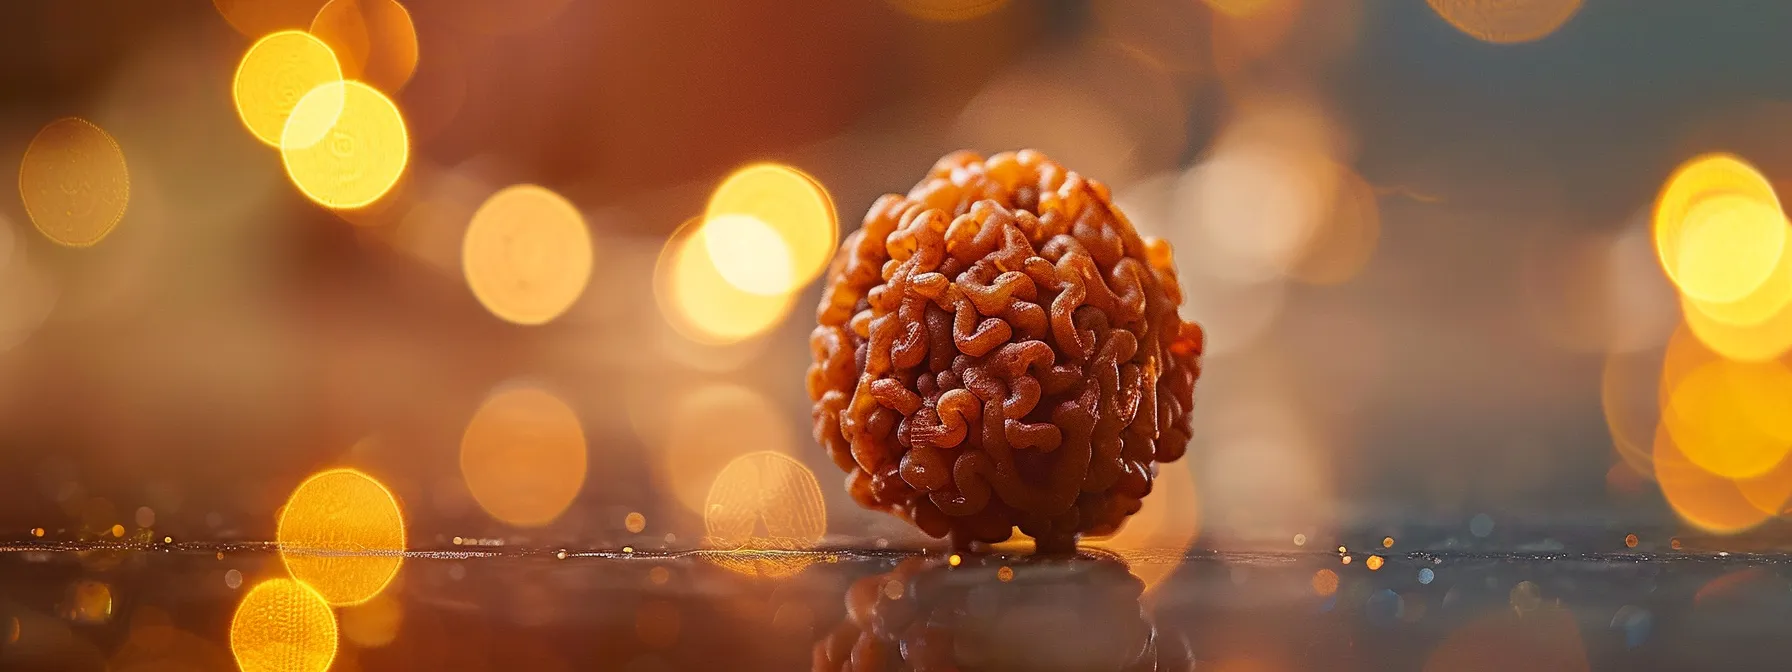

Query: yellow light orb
[229,578,338,672]
[661,384,795,514]
[276,468,406,606]
[232,30,343,148]
[1426,0,1583,44]
[18,117,130,247]
[459,385,588,528]
[309,0,419,94]
[1653,426,1769,535]
[1654,154,1787,304]
[703,451,827,578]
[1681,292,1792,362]
[654,218,796,345]
[697,214,794,296]
[702,163,836,296]
[1662,359,1792,480]
[281,80,409,209]
[1685,228,1792,327]
[461,185,593,326]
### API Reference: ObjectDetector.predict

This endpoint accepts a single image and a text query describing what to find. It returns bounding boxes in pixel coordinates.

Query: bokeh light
[1426,0,1584,44]
[232,30,343,148]
[214,0,330,38]
[1311,568,1338,596]
[654,218,796,345]
[229,578,338,672]
[461,185,593,326]
[702,451,827,578]
[701,163,836,297]
[18,117,130,247]
[309,0,418,94]
[1680,292,1792,362]
[884,0,1009,22]
[276,468,406,606]
[280,80,409,209]
[660,383,796,515]
[1653,154,1786,304]
[339,592,402,649]
[459,385,588,528]
[1660,356,1792,479]
[1083,459,1199,592]
[1652,425,1770,535]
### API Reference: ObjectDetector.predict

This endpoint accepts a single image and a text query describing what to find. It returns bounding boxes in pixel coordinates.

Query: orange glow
[661,383,796,514]
[232,31,343,148]
[1426,0,1584,44]
[1291,165,1381,285]
[1601,347,1663,479]
[625,512,646,534]
[654,218,796,345]
[1423,608,1588,672]
[701,163,836,296]
[276,468,406,606]
[997,566,1014,582]
[1203,0,1278,17]
[1680,291,1792,362]
[462,185,593,325]
[1366,555,1385,571]
[309,0,418,94]
[1624,533,1639,548]
[281,80,409,209]
[1660,357,1792,479]
[702,451,828,579]
[339,592,401,648]
[884,0,1009,22]
[1653,154,1787,304]
[214,0,330,37]
[19,117,130,247]
[64,580,113,623]
[229,578,338,672]
[1684,229,1792,327]
[460,385,588,528]
[1652,426,1770,534]
[1311,569,1338,596]
[1082,460,1200,592]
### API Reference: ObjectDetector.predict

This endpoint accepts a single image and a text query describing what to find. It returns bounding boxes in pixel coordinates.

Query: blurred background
[2,0,1792,581]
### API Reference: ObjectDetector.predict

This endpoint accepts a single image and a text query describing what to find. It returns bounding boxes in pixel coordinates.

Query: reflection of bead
[807,150,1204,549]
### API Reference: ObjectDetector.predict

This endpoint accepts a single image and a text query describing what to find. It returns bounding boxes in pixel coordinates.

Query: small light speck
[1366,555,1385,571]
[215,551,224,560]
[997,566,1014,582]
[1718,551,1730,557]
[1625,533,1638,548]
[1382,537,1394,548]
[882,580,903,600]
[623,546,634,554]
[875,538,889,549]
[948,554,962,567]
[453,536,463,545]
[625,512,647,534]
[224,569,242,589]
[1418,568,1435,584]
[110,524,124,538]
[1469,513,1494,538]
[162,536,172,544]
[1342,555,1353,565]
[1293,534,1307,546]
[556,550,567,560]
[30,528,43,538]
[1337,545,1347,554]
[1671,538,1683,550]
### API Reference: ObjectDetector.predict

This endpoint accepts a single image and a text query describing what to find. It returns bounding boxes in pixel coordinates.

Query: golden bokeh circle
[459,385,588,528]
[229,578,338,672]
[19,117,130,247]
[1681,292,1792,362]
[1661,357,1792,480]
[697,214,794,296]
[232,30,343,148]
[276,468,406,606]
[1426,0,1583,44]
[309,0,419,94]
[1653,425,1769,535]
[661,383,795,514]
[703,451,827,578]
[462,185,593,326]
[702,163,836,296]
[280,80,409,209]
[653,218,796,345]
[1653,154,1787,304]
